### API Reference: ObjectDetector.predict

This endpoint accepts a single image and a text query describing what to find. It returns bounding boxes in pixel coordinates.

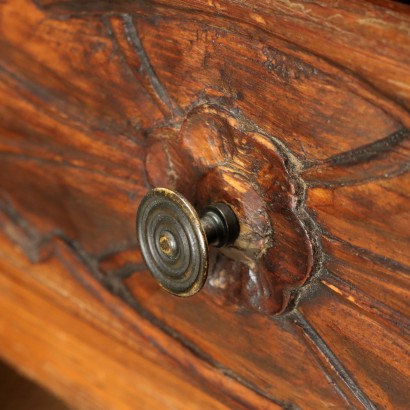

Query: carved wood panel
[0,0,409,408]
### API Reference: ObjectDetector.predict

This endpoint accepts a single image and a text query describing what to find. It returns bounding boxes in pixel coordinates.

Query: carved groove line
[34,0,410,128]
[304,127,410,187]
[28,1,410,182]
[6,2,409,407]
[322,230,410,274]
[292,316,361,409]
[292,311,377,410]
[0,202,294,410]
[323,128,409,167]
[121,14,182,118]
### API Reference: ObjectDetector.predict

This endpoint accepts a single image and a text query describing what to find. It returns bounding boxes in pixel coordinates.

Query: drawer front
[0,0,409,409]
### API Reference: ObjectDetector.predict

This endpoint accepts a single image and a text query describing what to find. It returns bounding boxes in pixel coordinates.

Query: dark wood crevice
[292,311,377,410]
[1,193,396,409]
[323,128,410,167]
[303,128,410,187]
[121,14,182,118]
[33,0,410,119]
[1,0,409,408]
[291,310,369,410]
[122,8,406,163]
[0,205,296,410]
[5,4,406,166]
[322,230,410,274]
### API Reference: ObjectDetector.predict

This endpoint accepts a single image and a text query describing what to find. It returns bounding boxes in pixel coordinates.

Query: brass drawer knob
[136,188,239,296]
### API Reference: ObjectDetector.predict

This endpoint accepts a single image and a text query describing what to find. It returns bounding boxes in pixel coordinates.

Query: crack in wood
[322,273,410,336]
[305,162,410,188]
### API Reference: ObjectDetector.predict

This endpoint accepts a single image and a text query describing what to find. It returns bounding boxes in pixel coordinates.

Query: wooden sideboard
[0,0,409,408]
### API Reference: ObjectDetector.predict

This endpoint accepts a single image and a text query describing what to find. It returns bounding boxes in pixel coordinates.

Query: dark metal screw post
[200,203,240,247]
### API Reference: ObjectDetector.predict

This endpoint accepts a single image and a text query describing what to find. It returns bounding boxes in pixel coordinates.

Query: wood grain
[0,230,275,410]
[307,172,410,266]
[299,287,410,410]
[1,0,409,408]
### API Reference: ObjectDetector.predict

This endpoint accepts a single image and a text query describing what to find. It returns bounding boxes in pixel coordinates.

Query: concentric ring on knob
[136,188,208,296]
